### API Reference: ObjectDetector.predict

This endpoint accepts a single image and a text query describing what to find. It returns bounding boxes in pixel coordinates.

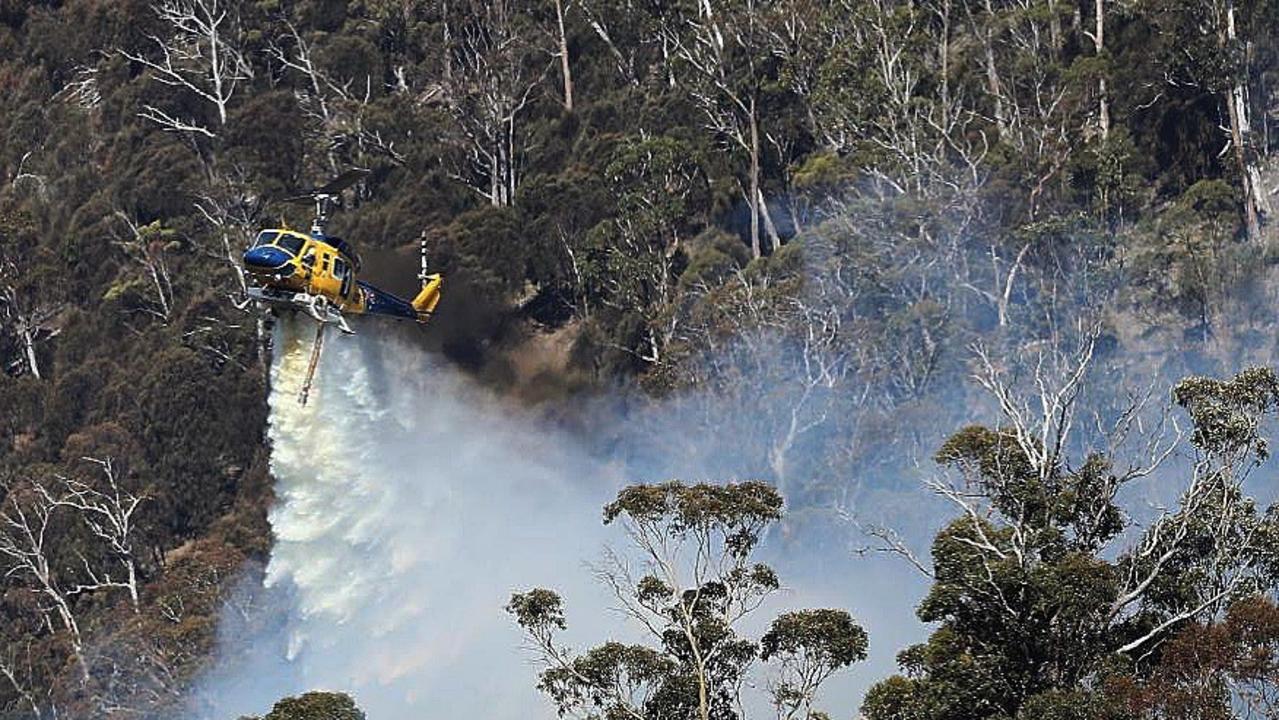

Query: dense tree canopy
[0,0,1277,717]
[862,365,1279,720]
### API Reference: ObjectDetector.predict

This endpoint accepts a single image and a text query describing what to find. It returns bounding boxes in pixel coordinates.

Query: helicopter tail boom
[356,277,440,323]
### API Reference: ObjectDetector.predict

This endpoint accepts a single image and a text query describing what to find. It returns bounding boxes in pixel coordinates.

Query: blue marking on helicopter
[243,246,294,270]
[357,282,418,320]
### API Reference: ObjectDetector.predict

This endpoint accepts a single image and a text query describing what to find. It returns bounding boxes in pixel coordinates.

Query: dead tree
[1216,0,1267,241]
[0,261,61,380]
[578,0,645,87]
[110,212,176,323]
[0,482,89,679]
[56,458,148,614]
[268,21,407,169]
[193,184,268,365]
[662,0,779,257]
[441,0,548,207]
[0,641,46,719]
[119,0,252,136]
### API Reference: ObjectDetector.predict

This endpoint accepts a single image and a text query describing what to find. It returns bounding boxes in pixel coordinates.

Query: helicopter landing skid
[245,287,353,406]
[246,287,355,335]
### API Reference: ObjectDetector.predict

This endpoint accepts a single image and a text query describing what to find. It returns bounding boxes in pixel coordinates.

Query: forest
[1,0,1279,718]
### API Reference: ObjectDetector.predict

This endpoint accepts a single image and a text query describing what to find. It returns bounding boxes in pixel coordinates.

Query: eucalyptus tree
[863,338,1279,720]
[509,481,867,720]
[118,0,253,137]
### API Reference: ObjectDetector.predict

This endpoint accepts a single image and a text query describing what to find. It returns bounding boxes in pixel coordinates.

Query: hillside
[1,0,1279,718]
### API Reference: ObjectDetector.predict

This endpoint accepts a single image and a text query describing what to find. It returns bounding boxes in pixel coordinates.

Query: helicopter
[241,168,443,404]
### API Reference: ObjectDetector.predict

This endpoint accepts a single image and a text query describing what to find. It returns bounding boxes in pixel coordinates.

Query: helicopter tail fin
[411,273,443,320]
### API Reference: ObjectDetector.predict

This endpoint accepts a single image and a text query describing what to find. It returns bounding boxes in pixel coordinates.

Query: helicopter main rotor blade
[273,167,372,206]
[314,167,371,196]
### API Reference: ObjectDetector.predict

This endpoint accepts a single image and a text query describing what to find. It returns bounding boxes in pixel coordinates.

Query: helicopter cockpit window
[253,231,278,248]
[276,235,305,256]
[333,257,352,296]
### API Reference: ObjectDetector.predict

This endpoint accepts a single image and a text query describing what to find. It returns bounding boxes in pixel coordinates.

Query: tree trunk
[20,326,40,379]
[1048,0,1061,53]
[982,0,1005,139]
[684,620,710,720]
[939,0,951,126]
[208,20,227,125]
[45,588,86,681]
[490,149,501,207]
[1228,90,1262,242]
[442,0,452,82]
[506,114,517,206]
[758,187,782,252]
[1224,2,1262,242]
[127,560,140,613]
[555,0,573,111]
[1095,0,1109,139]
[748,97,762,258]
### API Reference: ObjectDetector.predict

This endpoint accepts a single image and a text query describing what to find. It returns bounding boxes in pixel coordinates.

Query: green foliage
[244,691,366,720]
[511,481,865,720]
[602,480,783,541]
[865,367,1279,720]
[506,587,566,632]
[0,0,1277,715]
[760,609,868,668]
[1173,367,1279,461]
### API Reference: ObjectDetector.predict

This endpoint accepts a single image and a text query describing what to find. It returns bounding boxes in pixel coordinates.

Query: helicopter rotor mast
[282,167,371,237]
[311,193,338,237]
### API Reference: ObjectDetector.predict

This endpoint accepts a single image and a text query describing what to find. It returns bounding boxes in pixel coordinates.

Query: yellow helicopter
[241,169,442,403]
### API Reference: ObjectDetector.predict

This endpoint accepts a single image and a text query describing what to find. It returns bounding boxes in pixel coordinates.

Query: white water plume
[191,317,926,720]
[195,318,621,718]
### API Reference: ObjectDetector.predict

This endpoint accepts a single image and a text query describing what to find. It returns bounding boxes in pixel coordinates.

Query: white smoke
[190,317,929,719]
[192,318,623,718]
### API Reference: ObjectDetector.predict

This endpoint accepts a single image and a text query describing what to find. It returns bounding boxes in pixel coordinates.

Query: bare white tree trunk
[554,0,574,111]
[20,327,41,380]
[119,0,251,137]
[57,458,148,613]
[758,187,782,251]
[1090,0,1109,139]
[749,99,762,258]
[979,0,1007,139]
[1223,1,1263,241]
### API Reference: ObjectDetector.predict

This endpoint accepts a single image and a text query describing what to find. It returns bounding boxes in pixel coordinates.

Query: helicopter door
[333,257,352,298]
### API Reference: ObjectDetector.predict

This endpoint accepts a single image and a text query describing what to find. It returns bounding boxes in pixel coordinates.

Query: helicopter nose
[243,246,292,271]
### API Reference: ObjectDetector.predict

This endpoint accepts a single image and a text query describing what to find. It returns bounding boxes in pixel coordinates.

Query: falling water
[194,317,617,718]
[191,316,926,719]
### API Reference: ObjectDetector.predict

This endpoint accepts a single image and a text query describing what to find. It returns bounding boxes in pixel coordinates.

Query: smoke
[185,219,1279,719]
[191,318,614,718]
[190,317,925,719]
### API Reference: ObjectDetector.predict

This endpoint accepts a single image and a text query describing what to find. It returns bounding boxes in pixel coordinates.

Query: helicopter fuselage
[242,228,441,327]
